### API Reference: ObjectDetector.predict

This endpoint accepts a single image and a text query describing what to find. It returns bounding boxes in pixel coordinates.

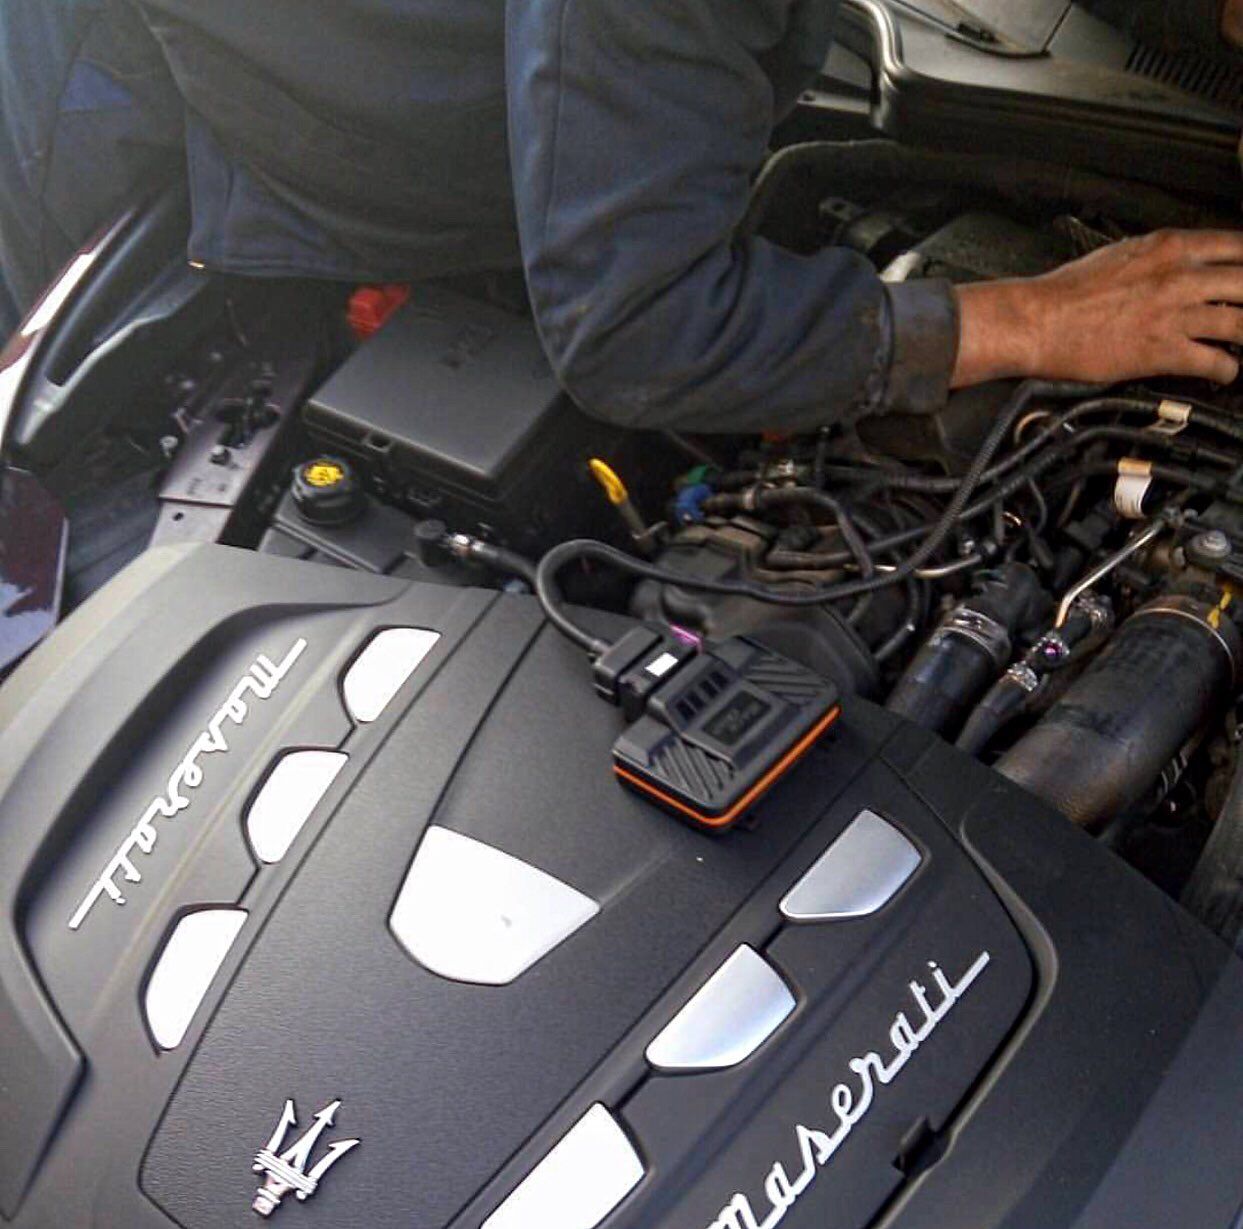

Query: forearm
[528,236,959,435]
[951,280,1043,388]
[508,0,958,434]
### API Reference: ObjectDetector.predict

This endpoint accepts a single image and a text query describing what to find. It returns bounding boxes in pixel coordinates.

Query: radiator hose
[886,563,1049,737]
[997,596,1240,829]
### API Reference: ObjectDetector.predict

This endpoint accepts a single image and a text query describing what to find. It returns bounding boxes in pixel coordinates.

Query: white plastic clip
[1114,458,1153,520]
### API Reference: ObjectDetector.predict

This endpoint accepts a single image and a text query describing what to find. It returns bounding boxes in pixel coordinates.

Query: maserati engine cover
[1,545,1243,1228]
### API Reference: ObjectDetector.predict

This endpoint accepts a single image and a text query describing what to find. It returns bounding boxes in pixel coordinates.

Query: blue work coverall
[0,0,1230,431]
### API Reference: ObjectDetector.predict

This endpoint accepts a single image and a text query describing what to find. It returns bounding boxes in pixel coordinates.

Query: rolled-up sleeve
[505,0,959,434]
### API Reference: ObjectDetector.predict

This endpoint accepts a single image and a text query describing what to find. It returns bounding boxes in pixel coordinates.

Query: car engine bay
[8,139,1243,917]
[4,25,1243,1216]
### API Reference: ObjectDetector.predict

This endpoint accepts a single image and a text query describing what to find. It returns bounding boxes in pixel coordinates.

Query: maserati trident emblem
[252,1098,360,1218]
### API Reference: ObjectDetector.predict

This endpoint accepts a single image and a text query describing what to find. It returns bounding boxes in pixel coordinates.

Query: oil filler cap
[291,455,366,526]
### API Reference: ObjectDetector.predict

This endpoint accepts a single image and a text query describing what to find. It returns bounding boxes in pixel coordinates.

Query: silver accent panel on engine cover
[645,945,796,1073]
[481,1104,644,1229]
[390,827,600,985]
[342,627,441,723]
[144,908,248,1050]
[781,810,921,922]
[246,750,348,865]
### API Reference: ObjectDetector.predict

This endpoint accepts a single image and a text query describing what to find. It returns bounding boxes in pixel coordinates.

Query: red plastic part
[348,283,412,340]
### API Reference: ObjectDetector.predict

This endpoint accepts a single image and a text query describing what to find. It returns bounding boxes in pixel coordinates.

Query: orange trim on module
[614,705,842,829]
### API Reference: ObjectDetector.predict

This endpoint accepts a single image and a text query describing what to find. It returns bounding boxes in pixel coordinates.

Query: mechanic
[2,0,1243,433]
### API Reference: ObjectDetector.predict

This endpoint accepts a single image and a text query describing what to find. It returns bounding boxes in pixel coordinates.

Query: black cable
[821,397,1157,498]
[706,486,876,581]
[873,578,925,665]
[786,413,1235,573]
[1042,458,1224,496]
[536,380,1097,654]
[465,541,539,588]
[778,385,1118,572]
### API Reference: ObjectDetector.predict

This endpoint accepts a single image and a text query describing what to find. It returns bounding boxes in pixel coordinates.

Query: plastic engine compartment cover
[2,545,1240,1229]
[142,619,1028,1229]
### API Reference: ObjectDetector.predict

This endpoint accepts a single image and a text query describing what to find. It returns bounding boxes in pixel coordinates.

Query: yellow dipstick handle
[589,457,651,544]
[589,458,630,506]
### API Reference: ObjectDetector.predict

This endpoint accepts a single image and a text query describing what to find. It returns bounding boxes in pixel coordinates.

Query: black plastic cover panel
[0,546,1242,1228]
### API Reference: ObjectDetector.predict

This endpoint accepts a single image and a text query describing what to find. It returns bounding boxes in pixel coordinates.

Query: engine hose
[886,563,1049,736]
[794,379,1097,577]
[535,382,1096,655]
[996,597,1241,829]
[956,672,1040,757]
[759,415,1175,574]
[818,406,1234,504]
[1146,393,1243,449]
[1182,759,1243,951]
[956,606,1104,756]
[704,487,876,580]
[1043,459,1224,498]
[778,447,1119,573]
[823,398,1161,498]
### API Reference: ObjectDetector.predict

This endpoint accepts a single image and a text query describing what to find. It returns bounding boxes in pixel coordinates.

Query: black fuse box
[303,285,631,554]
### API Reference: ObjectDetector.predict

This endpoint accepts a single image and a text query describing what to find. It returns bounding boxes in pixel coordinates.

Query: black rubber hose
[1041,459,1225,498]
[996,599,1240,828]
[536,383,1090,652]
[956,605,1103,756]
[886,563,1050,736]
[882,382,1092,572]
[1183,763,1243,950]
[706,487,876,581]
[702,484,878,624]
[809,446,1224,577]
[1143,393,1243,448]
[956,676,1039,757]
[873,578,926,665]
[465,541,539,588]
[809,404,1234,503]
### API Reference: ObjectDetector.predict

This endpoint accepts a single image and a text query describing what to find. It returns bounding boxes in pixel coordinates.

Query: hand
[952,229,1243,389]
[1224,0,1243,49]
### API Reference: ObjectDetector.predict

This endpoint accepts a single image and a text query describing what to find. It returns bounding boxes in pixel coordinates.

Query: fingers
[1223,0,1243,49]
[1177,266,1243,305]
[1185,304,1243,346]
[1146,229,1243,268]
[1170,339,1241,386]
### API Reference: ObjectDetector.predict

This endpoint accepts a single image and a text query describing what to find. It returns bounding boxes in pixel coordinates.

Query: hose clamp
[1033,632,1071,668]
[1006,663,1041,693]
[932,607,1012,668]
[1071,592,1113,633]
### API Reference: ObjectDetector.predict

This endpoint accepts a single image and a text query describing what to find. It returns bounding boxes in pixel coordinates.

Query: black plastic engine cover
[1,545,1243,1229]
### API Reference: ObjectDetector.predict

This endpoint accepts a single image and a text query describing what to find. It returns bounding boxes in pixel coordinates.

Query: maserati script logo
[252,1098,360,1218]
[704,950,992,1229]
[68,638,308,931]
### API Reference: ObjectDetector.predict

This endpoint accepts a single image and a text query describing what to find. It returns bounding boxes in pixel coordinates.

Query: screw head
[1193,530,1231,561]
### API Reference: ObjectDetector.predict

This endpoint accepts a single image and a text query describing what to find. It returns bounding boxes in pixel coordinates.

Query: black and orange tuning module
[595,628,841,832]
